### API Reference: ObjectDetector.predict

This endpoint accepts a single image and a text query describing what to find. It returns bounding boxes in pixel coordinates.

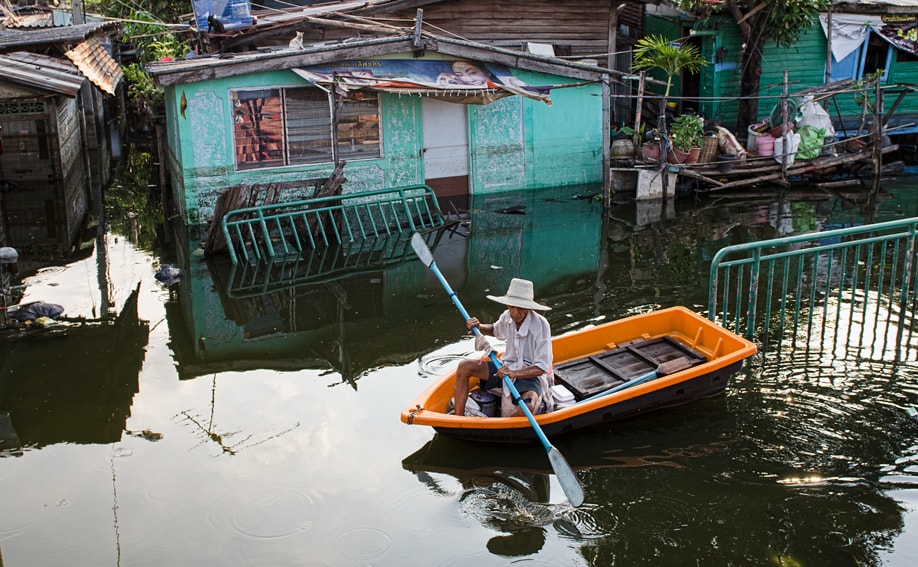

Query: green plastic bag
[796,125,825,161]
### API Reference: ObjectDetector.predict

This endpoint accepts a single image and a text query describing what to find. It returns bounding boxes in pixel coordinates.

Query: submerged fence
[708,218,918,360]
[221,185,445,264]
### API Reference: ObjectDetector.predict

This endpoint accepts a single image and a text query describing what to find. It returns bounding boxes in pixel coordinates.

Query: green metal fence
[708,218,918,358]
[221,185,445,264]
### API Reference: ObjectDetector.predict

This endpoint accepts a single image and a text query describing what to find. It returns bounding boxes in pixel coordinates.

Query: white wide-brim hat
[486,278,551,311]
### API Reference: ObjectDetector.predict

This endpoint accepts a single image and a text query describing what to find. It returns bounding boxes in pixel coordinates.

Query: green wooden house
[644,2,918,140]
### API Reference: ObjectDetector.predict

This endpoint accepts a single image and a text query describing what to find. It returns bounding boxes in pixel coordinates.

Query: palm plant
[632,35,708,113]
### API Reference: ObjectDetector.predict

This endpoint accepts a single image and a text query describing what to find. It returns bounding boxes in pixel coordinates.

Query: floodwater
[2,161,918,566]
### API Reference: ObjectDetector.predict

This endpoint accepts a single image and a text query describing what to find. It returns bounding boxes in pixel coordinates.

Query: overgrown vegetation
[87,1,191,118]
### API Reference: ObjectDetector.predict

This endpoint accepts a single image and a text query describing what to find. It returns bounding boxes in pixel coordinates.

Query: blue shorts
[480,361,543,396]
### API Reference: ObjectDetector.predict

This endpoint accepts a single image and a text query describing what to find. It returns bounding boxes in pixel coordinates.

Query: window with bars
[231,87,381,170]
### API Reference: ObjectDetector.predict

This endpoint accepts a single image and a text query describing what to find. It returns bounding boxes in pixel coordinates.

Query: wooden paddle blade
[410,233,434,267]
[547,446,585,507]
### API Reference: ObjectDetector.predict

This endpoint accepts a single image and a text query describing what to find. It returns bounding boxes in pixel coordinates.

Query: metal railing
[221,185,445,264]
[708,218,918,358]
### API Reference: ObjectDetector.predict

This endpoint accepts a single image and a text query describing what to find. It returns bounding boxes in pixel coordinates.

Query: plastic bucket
[747,122,769,152]
[756,135,774,157]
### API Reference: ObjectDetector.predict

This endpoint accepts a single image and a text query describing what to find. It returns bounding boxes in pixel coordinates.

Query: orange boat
[401,306,757,443]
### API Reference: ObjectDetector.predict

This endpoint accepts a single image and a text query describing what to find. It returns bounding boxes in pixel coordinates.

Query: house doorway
[421,98,469,210]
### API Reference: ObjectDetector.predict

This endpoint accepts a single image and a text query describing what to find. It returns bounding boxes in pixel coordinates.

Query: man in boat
[453,278,554,418]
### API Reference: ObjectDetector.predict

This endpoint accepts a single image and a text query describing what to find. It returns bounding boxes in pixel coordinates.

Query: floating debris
[154,264,184,285]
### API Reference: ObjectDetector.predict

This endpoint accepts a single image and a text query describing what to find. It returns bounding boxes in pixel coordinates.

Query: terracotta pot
[686,146,702,164]
[641,143,661,163]
[668,147,691,164]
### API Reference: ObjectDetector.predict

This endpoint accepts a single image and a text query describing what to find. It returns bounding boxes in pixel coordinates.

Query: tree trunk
[736,14,768,133]
[736,32,765,134]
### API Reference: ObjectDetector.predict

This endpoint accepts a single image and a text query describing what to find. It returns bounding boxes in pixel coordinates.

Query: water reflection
[167,185,608,384]
[0,286,148,451]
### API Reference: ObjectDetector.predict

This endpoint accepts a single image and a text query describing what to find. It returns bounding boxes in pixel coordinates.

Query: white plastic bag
[774,133,802,165]
[798,97,835,138]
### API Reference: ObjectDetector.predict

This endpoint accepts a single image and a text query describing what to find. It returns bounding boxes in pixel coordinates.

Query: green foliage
[669,114,705,152]
[123,63,164,117]
[632,35,708,101]
[87,2,191,118]
[672,0,828,48]
[105,146,164,251]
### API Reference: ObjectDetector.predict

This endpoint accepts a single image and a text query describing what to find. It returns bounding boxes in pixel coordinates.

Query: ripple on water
[207,486,316,540]
[0,485,68,538]
[419,354,470,377]
[336,526,392,560]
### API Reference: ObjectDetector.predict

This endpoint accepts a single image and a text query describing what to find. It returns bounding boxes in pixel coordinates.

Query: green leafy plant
[669,114,705,152]
[632,35,708,106]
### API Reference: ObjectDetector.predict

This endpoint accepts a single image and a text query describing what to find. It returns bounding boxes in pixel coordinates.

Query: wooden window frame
[231,87,381,171]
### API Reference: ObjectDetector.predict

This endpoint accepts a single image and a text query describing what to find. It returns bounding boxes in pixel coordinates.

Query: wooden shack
[0,20,123,259]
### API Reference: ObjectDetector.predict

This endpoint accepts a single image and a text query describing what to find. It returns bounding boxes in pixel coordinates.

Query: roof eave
[148,34,611,88]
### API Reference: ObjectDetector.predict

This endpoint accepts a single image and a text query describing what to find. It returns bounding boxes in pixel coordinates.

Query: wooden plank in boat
[553,336,707,400]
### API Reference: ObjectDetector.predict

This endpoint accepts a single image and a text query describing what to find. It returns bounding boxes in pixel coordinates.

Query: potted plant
[668,114,705,164]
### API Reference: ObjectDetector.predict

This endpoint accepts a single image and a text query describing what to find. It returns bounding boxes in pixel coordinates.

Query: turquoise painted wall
[164,70,424,226]
[469,72,603,194]
[163,62,604,226]
[693,17,744,126]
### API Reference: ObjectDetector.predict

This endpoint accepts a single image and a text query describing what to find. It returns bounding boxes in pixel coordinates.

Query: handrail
[708,217,918,356]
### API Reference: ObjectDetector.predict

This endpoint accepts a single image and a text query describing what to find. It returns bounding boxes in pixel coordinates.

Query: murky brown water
[2,167,918,565]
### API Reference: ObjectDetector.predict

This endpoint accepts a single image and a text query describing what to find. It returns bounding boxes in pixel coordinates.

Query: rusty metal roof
[0,51,85,97]
[65,37,123,95]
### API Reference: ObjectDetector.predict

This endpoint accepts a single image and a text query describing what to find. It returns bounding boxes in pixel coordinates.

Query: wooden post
[602,75,612,212]
[634,71,645,144]
[824,8,832,84]
[873,74,884,190]
[781,70,789,182]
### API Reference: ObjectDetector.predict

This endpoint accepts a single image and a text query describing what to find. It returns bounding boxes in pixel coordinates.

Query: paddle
[410,233,585,508]
[578,357,696,404]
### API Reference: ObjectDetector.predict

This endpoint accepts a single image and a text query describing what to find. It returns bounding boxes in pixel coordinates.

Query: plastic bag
[716,126,745,156]
[774,133,801,165]
[12,301,64,322]
[796,125,826,161]
[798,97,835,138]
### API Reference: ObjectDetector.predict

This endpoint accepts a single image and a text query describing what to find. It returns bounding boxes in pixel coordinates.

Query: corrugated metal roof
[3,10,74,29]
[65,37,123,95]
[0,21,121,52]
[832,0,918,12]
[0,51,85,97]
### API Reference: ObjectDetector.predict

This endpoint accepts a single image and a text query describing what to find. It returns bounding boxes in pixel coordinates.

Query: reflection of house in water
[0,18,124,263]
[167,187,606,384]
[0,286,148,450]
